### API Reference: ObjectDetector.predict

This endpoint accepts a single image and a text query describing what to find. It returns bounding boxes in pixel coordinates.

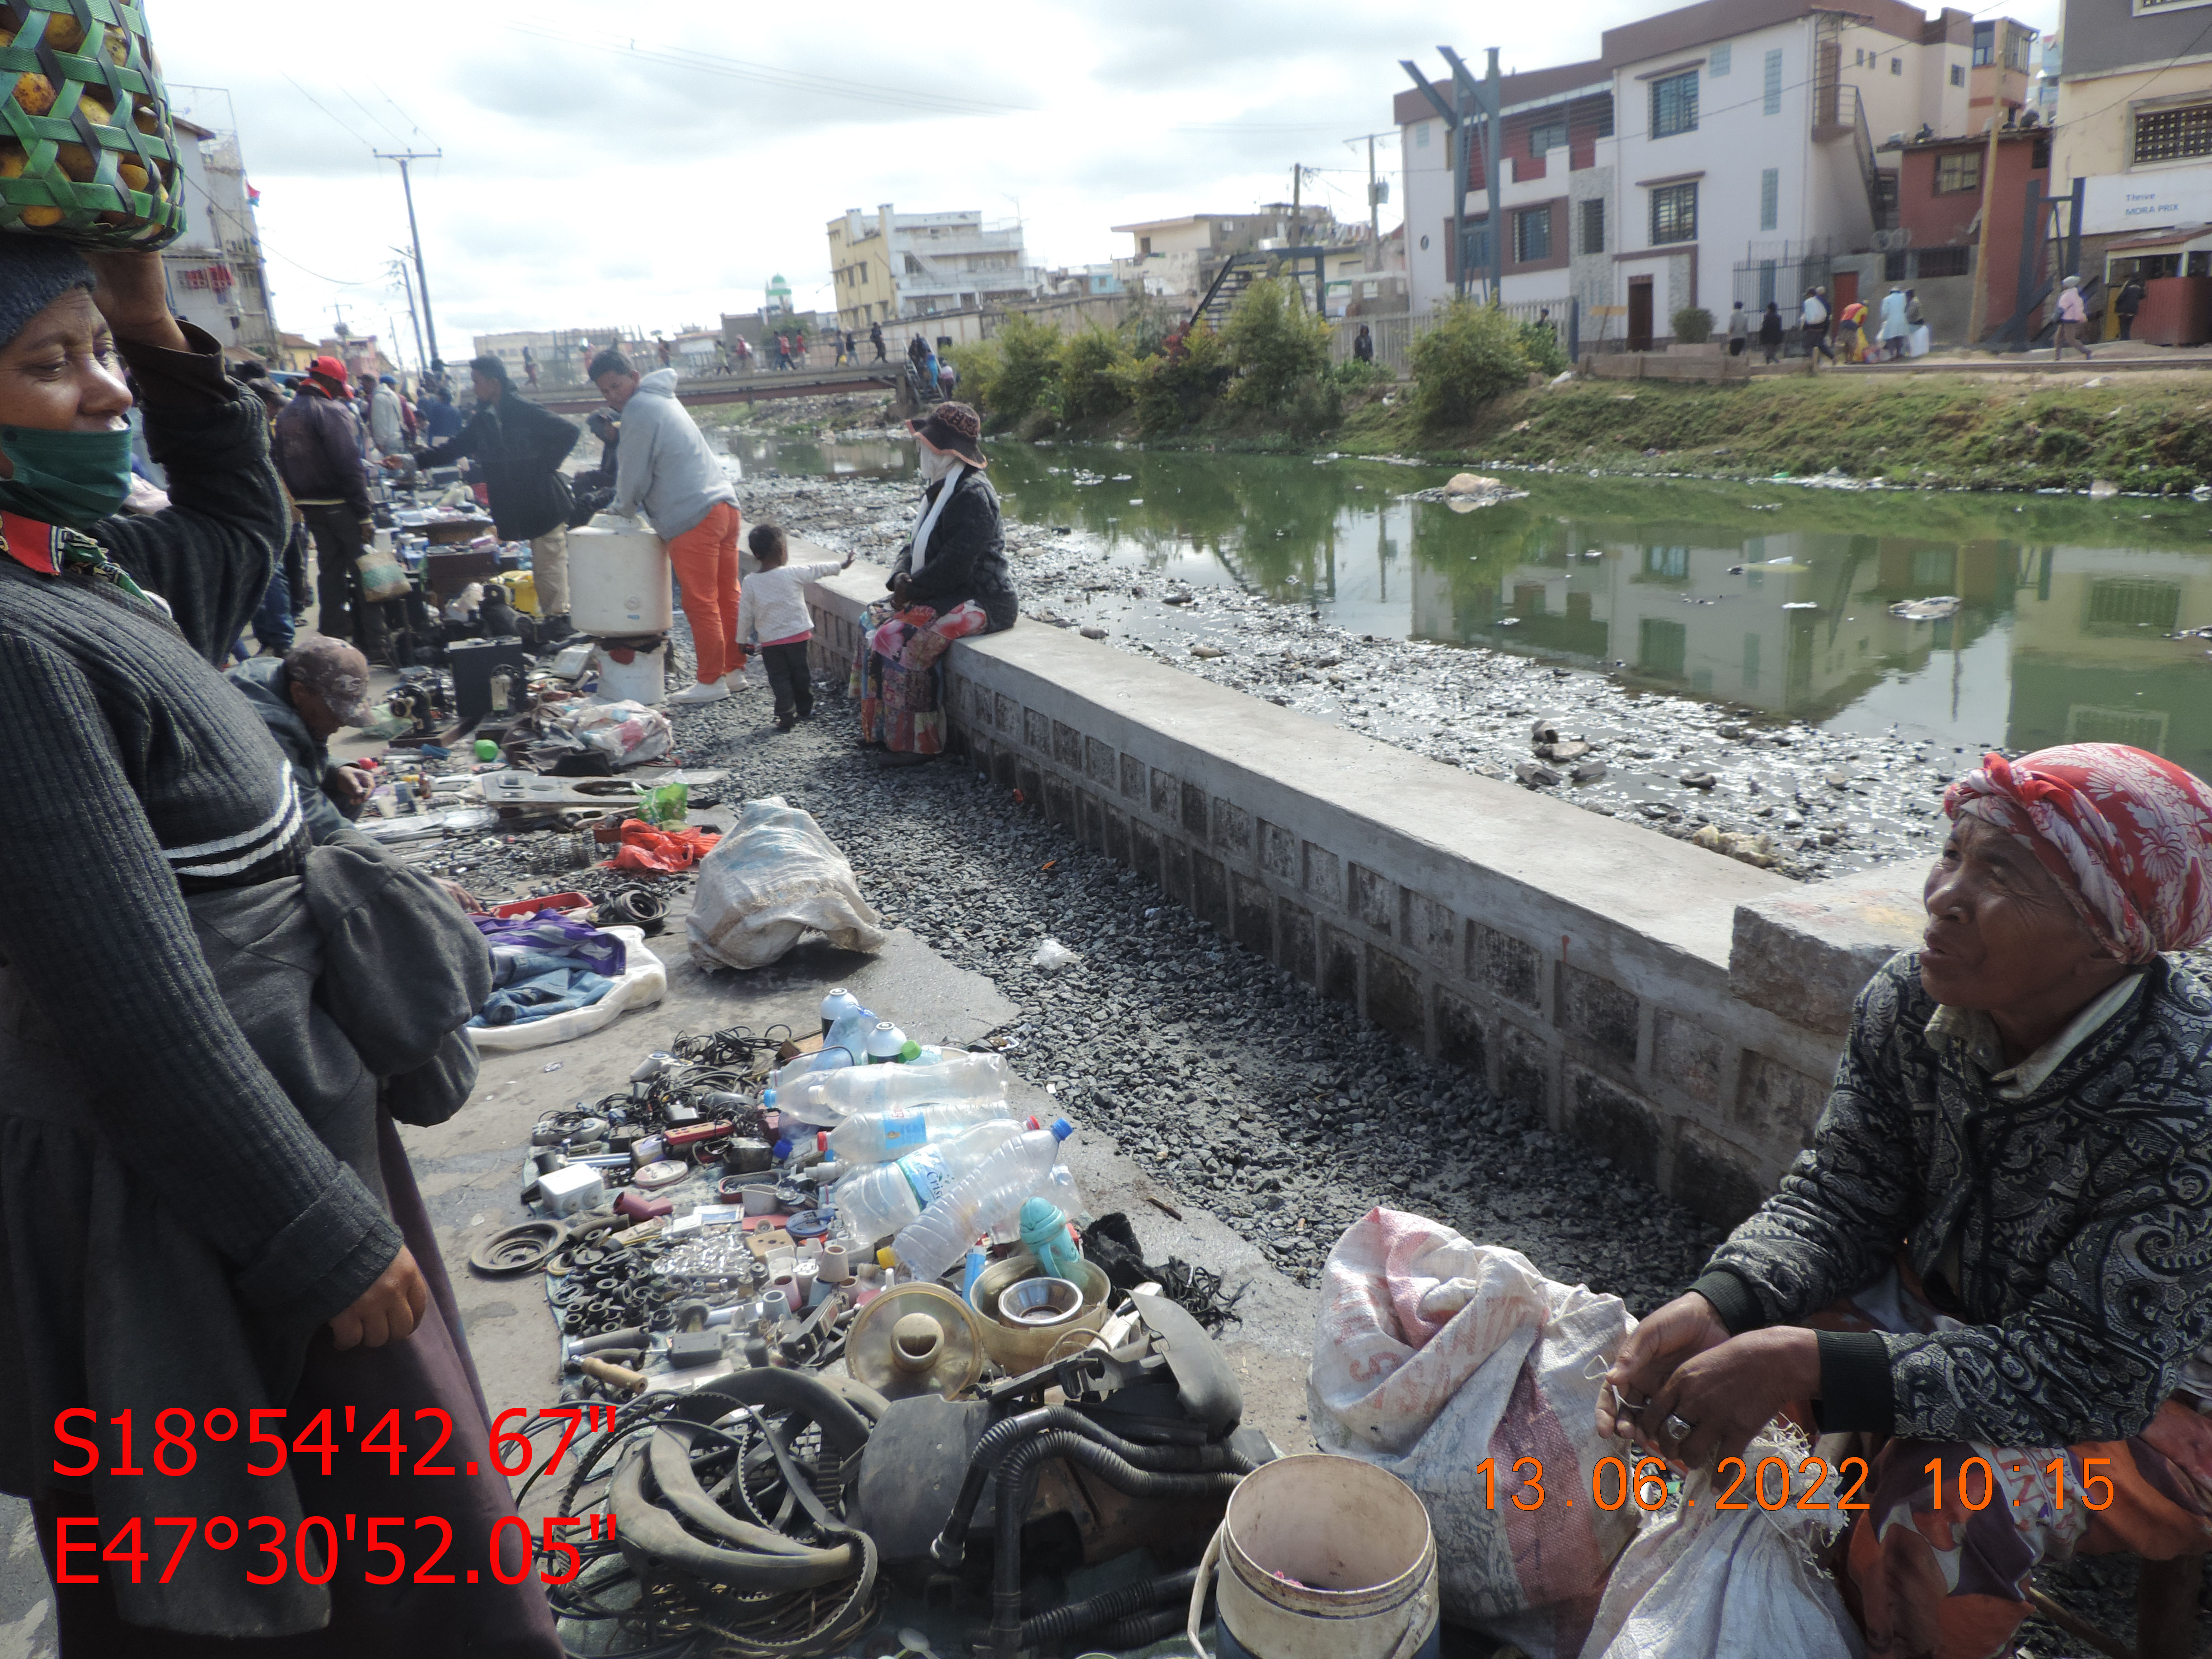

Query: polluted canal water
[728,433,2212,881]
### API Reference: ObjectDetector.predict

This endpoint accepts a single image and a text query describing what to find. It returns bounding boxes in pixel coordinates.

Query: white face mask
[918,444,959,484]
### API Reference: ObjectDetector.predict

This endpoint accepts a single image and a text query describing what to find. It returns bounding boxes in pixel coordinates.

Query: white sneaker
[667,680,730,706]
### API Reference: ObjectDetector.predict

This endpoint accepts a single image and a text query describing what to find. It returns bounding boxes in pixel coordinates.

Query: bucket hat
[907,401,987,469]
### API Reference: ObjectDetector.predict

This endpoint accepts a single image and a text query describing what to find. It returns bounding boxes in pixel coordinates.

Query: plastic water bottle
[988,1162,1088,1244]
[773,1052,1007,1126]
[829,1118,1025,1249]
[825,1004,879,1060]
[769,1047,854,1092]
[820,987,863,1036]
[825,1100,1030,1164]
[893,1120,1076,1284]
[864,1020,909,1064]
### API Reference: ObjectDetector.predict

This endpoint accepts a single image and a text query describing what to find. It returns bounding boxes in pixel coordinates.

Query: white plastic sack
[1578,1428,1861,1659]
[1309,1209,1637,1659]
[556,699,671,768]
[687,797,889,970]
[463,927,668,1052]
[1907,323,1931,357]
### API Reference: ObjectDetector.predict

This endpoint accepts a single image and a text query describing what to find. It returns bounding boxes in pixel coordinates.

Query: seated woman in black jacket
[853,401,1016,765]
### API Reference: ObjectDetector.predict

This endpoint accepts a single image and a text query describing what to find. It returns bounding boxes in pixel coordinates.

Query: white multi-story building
[1395,0,2016,347]
[158,115,281,362]
[825,205,1045,329]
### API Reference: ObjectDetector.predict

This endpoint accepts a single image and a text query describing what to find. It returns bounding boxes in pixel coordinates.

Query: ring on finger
[1664,1412,1695,1441]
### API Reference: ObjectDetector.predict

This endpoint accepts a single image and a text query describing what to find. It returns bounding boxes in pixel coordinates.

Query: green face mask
[0,424,136,530]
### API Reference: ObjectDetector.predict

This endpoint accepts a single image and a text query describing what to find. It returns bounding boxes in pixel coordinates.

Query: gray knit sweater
[0,325,400,1331]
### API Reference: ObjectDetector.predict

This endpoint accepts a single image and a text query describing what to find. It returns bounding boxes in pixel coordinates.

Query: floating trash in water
[1889,596,1961,622]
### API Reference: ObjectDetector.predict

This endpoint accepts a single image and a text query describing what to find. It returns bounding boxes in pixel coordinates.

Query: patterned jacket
[1692,951,2212,1446]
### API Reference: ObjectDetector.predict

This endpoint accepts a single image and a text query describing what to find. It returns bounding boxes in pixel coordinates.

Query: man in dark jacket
[273,354,387,659]
[415,355,581,643]
[226,637,378,841]
[2115,274,2146,341]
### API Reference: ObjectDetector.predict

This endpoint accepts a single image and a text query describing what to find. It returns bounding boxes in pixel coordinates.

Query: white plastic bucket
[591,643,666,706]
[567,518,675,635]
[1204,1455,1440,1659]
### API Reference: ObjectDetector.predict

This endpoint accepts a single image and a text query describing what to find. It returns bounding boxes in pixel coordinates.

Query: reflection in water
[745,436,2212,778]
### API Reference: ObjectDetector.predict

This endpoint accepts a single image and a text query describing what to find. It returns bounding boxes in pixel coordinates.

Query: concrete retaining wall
[805,567,1925,1225]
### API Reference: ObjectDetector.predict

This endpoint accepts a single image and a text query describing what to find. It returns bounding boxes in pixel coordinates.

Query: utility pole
[1368,136,1380,260]
[1964,110,2006,347]
[376,150,442,367]
[327,300,351,338]
[389,248,426,376]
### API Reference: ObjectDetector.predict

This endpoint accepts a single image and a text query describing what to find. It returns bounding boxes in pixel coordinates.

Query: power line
[507,23,1036,117]
[344,88,407,145]
[281,71,375,151]
[370,78,432,143]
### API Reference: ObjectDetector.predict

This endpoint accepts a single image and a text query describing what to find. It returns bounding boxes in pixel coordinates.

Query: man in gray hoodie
[590,348,743,703]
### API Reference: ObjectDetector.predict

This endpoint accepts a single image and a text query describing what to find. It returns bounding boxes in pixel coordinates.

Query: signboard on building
[2083,168,2212,235]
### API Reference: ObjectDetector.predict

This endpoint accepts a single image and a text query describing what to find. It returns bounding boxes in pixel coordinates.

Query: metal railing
[1325,300,1572,373]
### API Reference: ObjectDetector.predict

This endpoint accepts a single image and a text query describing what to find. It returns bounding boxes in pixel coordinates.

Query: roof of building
[1394,0,1987,125]
[1109,212,1254,234]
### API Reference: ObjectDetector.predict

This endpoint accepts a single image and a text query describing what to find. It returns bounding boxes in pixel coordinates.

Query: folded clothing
[467,913,628,1027]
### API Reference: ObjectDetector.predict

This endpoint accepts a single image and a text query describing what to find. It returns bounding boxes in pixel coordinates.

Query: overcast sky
[154,0,2057,366]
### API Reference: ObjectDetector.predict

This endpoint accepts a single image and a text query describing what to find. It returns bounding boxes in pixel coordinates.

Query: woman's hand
[890,573,913,607]
[1642,1326,1822,1470]
[1598,1292,1734,1442]
[328,1247,429,1350]
[85,250,187,352]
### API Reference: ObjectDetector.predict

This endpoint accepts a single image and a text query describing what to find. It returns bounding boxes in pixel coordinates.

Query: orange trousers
[666,500,742,684]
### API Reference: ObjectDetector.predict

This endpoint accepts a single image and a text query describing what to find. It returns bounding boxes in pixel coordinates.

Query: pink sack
[1308,1208,1639,1659]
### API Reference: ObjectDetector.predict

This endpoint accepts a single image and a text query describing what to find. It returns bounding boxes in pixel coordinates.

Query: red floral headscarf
[1943,744,2212,962]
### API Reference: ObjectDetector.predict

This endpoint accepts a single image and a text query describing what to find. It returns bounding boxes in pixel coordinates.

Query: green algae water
[730,434,2212,780]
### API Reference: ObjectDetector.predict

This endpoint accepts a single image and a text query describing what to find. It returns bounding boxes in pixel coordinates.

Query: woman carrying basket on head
[853,402,1017,766]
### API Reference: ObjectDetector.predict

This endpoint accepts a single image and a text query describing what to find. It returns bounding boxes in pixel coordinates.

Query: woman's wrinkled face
[1920,814,2114,1010]
[0,289,130,468]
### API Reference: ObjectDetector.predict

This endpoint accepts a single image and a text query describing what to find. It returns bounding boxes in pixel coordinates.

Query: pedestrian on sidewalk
[1354,323,1375,363]
[1905,288,1929,356]
[854,402,1017,764]
[844,328,858,365]
[2115,273,2146,342]
[1800,287,1835,364]
[1726,301,1749,356]
[0,239,556,1657]
[590,347,744,703]
[414,355,581,645]
[2054,275,2094,362]
[1878,285,1909,361]
[418,384,464,444]
[522,344,539,388]
[1758,300,1785,363]
[870,321,886,361]
[734,522,851,729]
[274,354,387,659]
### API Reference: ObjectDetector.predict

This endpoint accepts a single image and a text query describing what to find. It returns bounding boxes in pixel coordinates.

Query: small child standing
[734,523,852,730]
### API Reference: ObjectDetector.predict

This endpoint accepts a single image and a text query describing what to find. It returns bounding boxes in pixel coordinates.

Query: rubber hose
[1019,1565,1202,1647]
[934,1406,1251,1567]
[990,1433,1244,1659]
[1098,1605,1200,1649]
[609,1440,859,1592]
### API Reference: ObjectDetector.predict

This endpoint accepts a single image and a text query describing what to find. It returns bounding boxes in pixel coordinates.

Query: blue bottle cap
[1051,1118,1074,1140]
[762,1087,778,1109]
[772,1139,792,1161]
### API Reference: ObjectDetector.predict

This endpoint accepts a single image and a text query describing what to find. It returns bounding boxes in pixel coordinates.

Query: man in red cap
[273,355,384,659]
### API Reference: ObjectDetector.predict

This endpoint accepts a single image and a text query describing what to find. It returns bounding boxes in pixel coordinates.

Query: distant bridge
[517,365,904,417]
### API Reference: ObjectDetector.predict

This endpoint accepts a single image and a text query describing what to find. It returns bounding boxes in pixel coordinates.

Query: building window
[1592,97,1616,137]
[1528,114,1568,156]
[1710,42,1732,76]
[1892,56,1903,75]
[1760,167,1779,230]
[1650,180,1698,244]
[2135,103,2212,164]
[1763,49,1783,115]
[1416,122,1430,148]
[1950,63,1966,87]
[1917,245,1972,277]
[1652,70,1698,138]
[1935,150,1982,192]
[1514,205,1553,262]
[1580,197,1606,254]
[1884,250,1909,280]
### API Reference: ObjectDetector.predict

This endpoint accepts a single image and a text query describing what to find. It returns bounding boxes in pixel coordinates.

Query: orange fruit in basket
[20,205,62,225]
[14,74,56,117]
[80,91,113,126]
[116,158,146,191]
[43,14,87,52]
[132,98,159,135]
[54,141,94,181]
[0,142,25,179]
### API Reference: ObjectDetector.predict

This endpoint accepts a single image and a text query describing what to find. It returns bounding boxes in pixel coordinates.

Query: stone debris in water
[729,435,1989,884]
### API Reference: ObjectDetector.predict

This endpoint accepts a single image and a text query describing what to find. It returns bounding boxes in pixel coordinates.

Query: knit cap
[0,235,96,351]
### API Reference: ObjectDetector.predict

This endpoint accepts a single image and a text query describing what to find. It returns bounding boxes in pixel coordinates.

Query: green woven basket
[0,0,184,248]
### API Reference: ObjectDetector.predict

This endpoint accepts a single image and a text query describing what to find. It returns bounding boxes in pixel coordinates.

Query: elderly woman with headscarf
[1602,743,2212,1659]
[852,401,1016,766]
[0,243,558,1653]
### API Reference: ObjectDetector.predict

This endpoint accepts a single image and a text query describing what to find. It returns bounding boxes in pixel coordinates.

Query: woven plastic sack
[0,1,187,246]
[1309,1209,1637,1659]
[686,796,887,970]
[1577,1425,1861,1659]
